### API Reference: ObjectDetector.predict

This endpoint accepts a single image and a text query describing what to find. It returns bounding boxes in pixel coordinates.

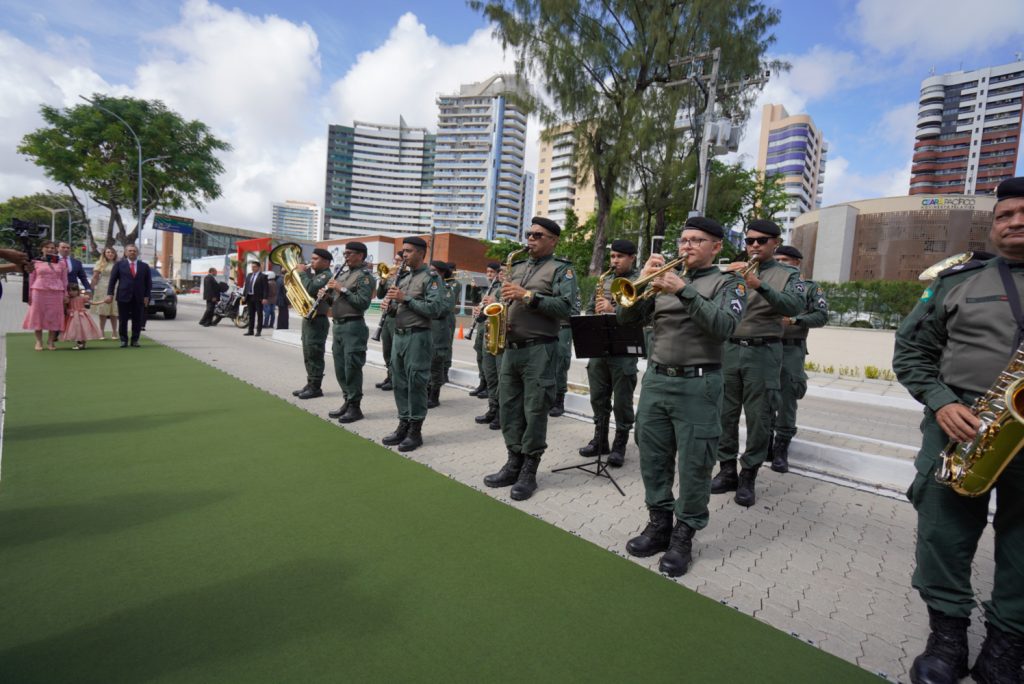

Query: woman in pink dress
[64,283,103,349]
[22,240,68,351]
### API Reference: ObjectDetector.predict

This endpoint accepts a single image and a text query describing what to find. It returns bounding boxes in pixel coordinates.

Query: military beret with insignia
[531,216,561,236]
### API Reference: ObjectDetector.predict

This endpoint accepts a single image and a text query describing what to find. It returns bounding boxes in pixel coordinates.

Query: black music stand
[550,315,647,496]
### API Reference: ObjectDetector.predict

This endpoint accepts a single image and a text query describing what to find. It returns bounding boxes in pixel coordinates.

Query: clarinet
[465,275,497,341]
[304,263,348,321]
[371,256,408,342]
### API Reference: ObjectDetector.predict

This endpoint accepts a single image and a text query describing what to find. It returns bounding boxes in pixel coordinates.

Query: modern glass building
[432,74,529,241]
[911,58,1024,196]
[324,118,436,239]
[756,104,828,241]
[271,200,321,242]
[534,123,597,228]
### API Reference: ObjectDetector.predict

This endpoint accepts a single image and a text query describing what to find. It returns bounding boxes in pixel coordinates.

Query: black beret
[531,216,561,236]
[486,261,501,271]
[610,239,637,255]
[996,177,1024,204]
[775,245,803,260]
[683,216,725,238]
[403,236,427,248]
[746,219,781,237]
[345,241,367,254]
[430,260,450,275]
[447,262,456,271]
[312,248,333,261]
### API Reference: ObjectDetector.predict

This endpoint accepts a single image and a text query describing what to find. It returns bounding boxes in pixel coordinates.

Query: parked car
[147,271,178,319]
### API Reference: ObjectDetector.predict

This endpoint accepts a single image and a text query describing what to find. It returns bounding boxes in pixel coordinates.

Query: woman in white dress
[90,247,119,339]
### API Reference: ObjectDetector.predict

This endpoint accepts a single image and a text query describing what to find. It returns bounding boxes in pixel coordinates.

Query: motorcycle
[211,290,250,329]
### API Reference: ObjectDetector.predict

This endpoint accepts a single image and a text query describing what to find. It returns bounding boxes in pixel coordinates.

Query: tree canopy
[472,0,782,274]
[18,94,230,255]
[0,193,90,253]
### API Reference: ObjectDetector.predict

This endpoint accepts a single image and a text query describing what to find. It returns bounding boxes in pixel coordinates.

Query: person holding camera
[21,240,68,351]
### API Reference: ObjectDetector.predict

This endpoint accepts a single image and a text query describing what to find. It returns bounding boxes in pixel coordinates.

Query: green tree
[738,171,790,227]
[0,193,91,254]
[483,237,528,265]
[473,0,782,274]
[18,94,230,253]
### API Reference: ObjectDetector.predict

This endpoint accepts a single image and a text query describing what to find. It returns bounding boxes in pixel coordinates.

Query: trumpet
[737,255,761,278]
[370,256,408,342]
[611,256,688,308]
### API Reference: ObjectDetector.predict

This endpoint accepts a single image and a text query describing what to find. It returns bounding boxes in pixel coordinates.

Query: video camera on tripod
[9,218,50,302]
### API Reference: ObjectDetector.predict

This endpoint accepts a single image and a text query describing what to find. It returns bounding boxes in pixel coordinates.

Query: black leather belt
[781,338,805,346]
[395,327,429,335]
[653,363,721,378]
[333,315,363,323]
[729,337,782,346]
[506,336,557,350]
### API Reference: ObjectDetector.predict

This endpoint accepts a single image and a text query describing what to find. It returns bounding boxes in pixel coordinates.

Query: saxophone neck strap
[997,259,1024,351]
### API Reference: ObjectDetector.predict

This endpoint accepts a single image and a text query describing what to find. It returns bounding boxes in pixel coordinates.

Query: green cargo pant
[500,341,558,457]
[392,328,431,421]
[331,317,368,402]
[907,407,1024,637]
[483,349,502,412]
[774,341,808,440]
[430,319,451,389]
[444,315,456,381]
[586,357,638,431]
[718,341,782,468]
[380,314,396,373]
[554,326,572,395]
[473,321,485,377]
[301,316,330,384]
[636,370,723,530]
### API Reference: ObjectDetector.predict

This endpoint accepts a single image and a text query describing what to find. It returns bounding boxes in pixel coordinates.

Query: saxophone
[591,267,614,314]
[935,342,1024,496]
[483,246,527,355]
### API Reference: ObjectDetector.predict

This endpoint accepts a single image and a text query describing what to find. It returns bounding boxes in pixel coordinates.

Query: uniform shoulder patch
[795,281,806,294]
[937,259,989,278]
[564,268,574,280]
[734,283,746,298]
[816,297,827,310]
[920,288,933,302]
[730,299,744,315]
[555,256,573,265]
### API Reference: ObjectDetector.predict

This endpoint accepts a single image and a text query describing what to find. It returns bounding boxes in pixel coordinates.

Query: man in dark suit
[242,261,268,336]
[104,244,152,347]
[199,267,219,326]
[58,241,91,292]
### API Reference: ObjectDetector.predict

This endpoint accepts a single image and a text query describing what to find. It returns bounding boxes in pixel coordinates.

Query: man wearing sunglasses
[771,245,829,473]
[710,219,803,507]
[619,216,746,576]
[484,216,579,501]
[579,238,640,467]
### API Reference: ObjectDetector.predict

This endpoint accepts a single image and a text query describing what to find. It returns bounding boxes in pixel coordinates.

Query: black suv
[147,270,178,319]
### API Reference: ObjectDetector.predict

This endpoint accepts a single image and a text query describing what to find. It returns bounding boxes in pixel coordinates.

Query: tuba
[483,246,527,355]
[935,342,1024,496]
[270,242,316,319]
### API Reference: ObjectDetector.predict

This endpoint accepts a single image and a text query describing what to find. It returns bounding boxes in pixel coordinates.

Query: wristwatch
[522,290,534,304]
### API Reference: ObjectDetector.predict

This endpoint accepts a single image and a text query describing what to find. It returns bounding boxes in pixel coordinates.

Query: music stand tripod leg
[551,452,626,496]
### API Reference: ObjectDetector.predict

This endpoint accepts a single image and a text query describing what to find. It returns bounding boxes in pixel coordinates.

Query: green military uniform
[429,278,457,396]
[444,279,458,382]
[581,266,640,462]
[894,256,1024,643]
[298,266,333,391]
[329,265,376,405]
[717,258,803,469]
[475,277,503,421]
[772,279,829,468]
[391,265,446,422]
[621,266,746,530]
[549,290,581,416]
[376,275,397,388]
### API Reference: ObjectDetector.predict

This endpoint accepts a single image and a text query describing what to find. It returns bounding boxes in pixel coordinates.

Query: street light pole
[35,204,69,242]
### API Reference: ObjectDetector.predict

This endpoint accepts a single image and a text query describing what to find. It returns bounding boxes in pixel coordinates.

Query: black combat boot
[469,378,486,396]
[625,509,673,558]
[484,452,524,488]
[659,520,696,577]
[971,621,1024,684]
[297,379,324,399]
[578,420,610,458]
[328,399,350,419]
[475,407,497,425]
[771,436,792,474]
[338,399,363,424]
[374,375,386,389]
[735,466,759,507]
[398,420,424,452]
[909,608,970,684]
[548,393,565,417]
[382,420,410,446]
[510,455,541,501]
[292,383,310,397]
[710,460,739,494]
[476,387,489,399]
[607,428,630,467]
[488,413,501,430]
[379,374,393,391]
[426,385,440,409]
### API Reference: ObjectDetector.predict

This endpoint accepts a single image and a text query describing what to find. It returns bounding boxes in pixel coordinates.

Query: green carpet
[0,336,878,683]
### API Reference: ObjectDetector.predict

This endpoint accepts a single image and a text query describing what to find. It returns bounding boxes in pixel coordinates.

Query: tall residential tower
[271,200,321,242]
[534,123,598,228]
[911,58,1024,195]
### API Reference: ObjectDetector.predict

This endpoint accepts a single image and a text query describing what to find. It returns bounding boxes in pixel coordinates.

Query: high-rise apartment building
[911,58,1024,196]
[432,75,528,240]
[520,171,535,237]
[271,200,321,242]
[756,104,827,241]
[534,123,597,227]
[324,118,436,239]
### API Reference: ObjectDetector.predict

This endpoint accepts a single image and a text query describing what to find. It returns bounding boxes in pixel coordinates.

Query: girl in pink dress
[64,284,103,349]
[21,240,68,351]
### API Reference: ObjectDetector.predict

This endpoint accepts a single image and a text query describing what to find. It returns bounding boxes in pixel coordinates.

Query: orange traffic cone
[457,324,465,340]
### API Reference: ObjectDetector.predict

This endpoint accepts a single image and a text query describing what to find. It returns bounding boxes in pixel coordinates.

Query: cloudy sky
[2,0,1024,233]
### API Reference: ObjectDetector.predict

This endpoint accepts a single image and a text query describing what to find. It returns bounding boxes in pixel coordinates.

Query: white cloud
[855,0,1024,61]
[820,155,911,206]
